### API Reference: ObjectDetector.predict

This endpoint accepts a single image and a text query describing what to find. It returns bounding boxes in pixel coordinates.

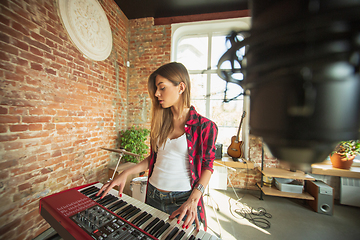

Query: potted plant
[118,126,150,163]
[330,140,360,169]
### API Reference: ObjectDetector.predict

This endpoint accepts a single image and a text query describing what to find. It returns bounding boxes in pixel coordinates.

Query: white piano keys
[195,230,206,239]
[194,229,221,240]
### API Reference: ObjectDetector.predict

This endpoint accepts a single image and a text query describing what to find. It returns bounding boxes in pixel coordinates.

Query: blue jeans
[145,183,201,224]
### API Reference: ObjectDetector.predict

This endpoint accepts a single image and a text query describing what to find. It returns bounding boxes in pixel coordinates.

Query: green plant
[330,140,360,160]
[118,126,150,163]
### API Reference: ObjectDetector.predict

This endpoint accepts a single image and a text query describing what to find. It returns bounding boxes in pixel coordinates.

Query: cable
[226,160,272,229]
[235,206,272,229]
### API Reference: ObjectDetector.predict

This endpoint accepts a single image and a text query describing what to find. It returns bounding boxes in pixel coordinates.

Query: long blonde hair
[148,62,191,152]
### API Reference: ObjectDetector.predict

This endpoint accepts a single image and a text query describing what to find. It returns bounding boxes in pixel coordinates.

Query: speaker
[215,143,223,159]
[306,180,334,216]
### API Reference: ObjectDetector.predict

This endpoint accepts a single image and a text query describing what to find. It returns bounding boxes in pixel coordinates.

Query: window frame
[171,18,252,159]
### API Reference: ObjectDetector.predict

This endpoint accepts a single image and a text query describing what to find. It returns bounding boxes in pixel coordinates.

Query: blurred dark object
[215,143,223,159]
[218,0,360,169]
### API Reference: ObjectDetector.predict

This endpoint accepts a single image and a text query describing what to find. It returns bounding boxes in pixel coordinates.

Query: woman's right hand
[96,171,128,198]
[96,155,150,199]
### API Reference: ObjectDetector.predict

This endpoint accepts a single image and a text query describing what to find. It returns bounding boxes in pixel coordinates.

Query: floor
[204,187,360,240]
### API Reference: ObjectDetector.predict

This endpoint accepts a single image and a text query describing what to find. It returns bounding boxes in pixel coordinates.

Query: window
[172,18,251,158]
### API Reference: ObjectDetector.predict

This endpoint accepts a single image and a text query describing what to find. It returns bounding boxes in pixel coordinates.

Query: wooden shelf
[257,167,315,201]
[214,157,255,169]
[256,147,315,201]
[311,163,360,179]
[257,183,315,200]
[257,167,315,181]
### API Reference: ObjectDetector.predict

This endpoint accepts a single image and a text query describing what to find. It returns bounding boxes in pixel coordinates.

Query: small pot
[330,152,355,170]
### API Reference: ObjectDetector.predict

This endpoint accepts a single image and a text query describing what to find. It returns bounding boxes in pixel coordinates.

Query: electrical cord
[235,207,272,229]
[226,160,272,229]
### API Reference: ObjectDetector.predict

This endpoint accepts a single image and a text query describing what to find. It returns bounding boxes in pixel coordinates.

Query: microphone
[217,0,360,170]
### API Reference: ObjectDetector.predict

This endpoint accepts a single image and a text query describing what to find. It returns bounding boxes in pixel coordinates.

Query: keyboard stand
[203,184,222,238]
[204,160,240,238]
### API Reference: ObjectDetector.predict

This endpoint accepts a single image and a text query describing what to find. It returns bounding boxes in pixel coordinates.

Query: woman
[97,62,218,231]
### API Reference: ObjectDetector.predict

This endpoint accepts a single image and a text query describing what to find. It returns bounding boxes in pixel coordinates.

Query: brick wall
[227,136,279,189]
[250,136,280,169]
[0,0,129,239]
[127,18,171,128]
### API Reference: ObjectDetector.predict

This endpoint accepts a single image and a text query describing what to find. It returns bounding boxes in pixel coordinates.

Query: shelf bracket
[259,142,264,200]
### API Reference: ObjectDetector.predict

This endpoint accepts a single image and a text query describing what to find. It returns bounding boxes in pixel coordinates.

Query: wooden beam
[154,10,250,25]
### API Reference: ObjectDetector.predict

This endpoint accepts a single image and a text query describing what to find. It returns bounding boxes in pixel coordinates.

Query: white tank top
[149,133,191,191]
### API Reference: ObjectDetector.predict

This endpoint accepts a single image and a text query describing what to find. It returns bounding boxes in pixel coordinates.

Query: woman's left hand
[169,197,200,230]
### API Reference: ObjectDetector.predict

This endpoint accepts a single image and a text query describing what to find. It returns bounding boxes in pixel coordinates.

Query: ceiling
[114,0,249,19]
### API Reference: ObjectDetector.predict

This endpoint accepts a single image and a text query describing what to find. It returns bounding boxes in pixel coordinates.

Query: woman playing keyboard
[97,62,218,232]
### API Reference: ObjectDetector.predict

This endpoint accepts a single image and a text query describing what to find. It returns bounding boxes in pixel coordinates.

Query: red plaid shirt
[147,106,218,230]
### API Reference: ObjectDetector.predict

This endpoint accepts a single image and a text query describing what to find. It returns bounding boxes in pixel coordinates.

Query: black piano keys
[135,213,153,227]
[144,217,160,232]
[188,235,196,240]
[80,186,98,195]
[148,220,165,236]
[164,227,179,240]
[118,205,140,220]
[123,207,141,220]
[131,211,148,225]
[97,194,118,206]
[154,222,171,238]
[116,204,133,215]
[108,200,127,212]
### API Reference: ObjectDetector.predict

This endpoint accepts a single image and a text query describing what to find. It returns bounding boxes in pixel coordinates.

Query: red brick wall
[127,18,171,128]
[250,136,280,169]
[228,136,279,190]
[0,0,129,239]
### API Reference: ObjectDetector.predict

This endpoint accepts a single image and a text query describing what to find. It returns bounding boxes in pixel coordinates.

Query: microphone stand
[100,147,140,182]
[108,152,124,182]
[203,183,221,237]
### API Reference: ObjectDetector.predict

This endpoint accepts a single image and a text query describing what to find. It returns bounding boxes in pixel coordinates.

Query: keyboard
[39,182,221,240]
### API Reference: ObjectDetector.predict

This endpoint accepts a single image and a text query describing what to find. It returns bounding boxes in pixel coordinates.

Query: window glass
[211,35,228,69]
[210,74,243,103]
[210,74,243,126]
[209,73,244,148]
[174,23,247,153]
[191,99,207,117]
[190,74,207,100]
[177,35,208,71]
